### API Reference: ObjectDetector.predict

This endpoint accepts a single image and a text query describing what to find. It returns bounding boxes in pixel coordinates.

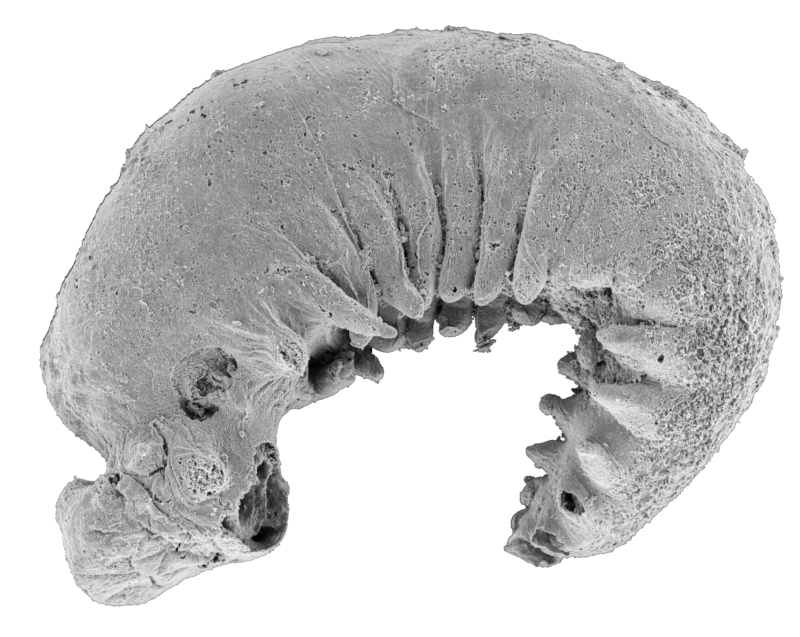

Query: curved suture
[40,27,781,604]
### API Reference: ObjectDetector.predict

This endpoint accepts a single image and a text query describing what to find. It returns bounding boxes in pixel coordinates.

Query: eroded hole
[178,398,219,421]
[251,525,280,545]
[532,529,570,555]
[222,443,289,551]
[172,348,238,421]
[505,537,561,566]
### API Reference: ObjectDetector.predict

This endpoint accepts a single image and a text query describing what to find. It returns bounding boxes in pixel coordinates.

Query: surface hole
[560,491,583,514]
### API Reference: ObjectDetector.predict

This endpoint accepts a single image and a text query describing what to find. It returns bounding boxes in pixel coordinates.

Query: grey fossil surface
[40,27,781,605]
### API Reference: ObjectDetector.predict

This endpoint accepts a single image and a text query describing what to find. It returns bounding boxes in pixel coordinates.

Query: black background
[40,21,786,610]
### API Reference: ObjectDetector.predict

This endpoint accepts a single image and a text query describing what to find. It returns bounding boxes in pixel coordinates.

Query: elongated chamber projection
[40,27,781,605]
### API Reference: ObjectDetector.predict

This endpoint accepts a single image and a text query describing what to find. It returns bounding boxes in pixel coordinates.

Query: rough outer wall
[40,27,781,604]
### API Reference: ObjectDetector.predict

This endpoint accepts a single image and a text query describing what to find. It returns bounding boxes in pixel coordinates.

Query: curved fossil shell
[40,27,782,604]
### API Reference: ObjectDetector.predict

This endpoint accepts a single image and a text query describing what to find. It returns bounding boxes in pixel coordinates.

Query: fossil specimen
[40,27,782,605]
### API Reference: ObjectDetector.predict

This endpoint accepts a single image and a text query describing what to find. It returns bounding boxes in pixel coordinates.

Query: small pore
[560,491,584,515]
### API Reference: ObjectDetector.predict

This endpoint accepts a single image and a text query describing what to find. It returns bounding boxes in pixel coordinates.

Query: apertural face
[40,27,781,605]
